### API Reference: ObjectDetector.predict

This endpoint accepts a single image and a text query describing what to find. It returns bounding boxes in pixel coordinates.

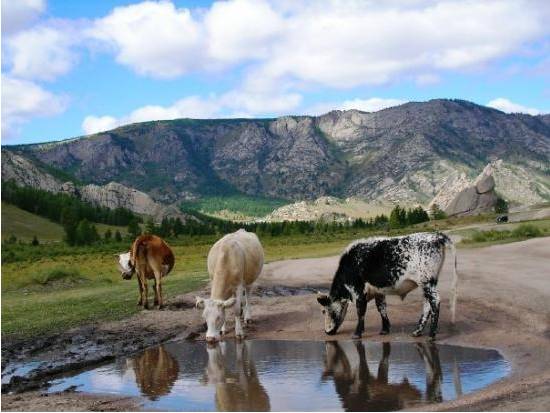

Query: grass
[1,202,65,242]
[180,195,287,219]
[1,202,128,243]
[3,214,549,341]
[460,222,549,247]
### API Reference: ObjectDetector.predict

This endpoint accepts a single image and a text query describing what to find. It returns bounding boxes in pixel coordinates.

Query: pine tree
[114,230,123,242]
[104,228,113,241]
[127,218,141,239]
[31,235,39,246]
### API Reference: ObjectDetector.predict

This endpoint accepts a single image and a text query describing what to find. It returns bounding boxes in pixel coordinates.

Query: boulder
[443,164,498,217]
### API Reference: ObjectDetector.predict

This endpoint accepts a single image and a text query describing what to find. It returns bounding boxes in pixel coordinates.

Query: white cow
[196,229,264,342]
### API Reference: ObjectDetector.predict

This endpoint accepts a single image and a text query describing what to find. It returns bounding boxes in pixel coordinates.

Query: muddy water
[48,340,509,411]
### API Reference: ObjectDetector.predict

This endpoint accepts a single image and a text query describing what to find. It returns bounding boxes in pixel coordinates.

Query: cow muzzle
[206,335,219,344]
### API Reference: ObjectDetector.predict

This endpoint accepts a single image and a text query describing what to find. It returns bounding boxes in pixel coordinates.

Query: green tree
[31,235,39,246]
[61,207,79,246]
[144,217,157,235]
[75,219,99,245]
[104,228,113,241]
[430,203,447,220]
[389,205,407,228]
[127,218,141,239]
[114,230,123,242]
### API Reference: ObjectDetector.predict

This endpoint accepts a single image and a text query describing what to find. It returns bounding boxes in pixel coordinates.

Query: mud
[2,237,550,411]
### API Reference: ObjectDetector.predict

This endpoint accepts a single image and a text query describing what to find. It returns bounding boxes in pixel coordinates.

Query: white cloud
[85,0,550,86]
[5,23,81,81]
[340,98,405,112]
[88,1,203,78]
[304,97,405,116]
[81,89,303,134]
[205,0,283,63]
[1,0,45,35]
[487,98,544,115]
[1,75,68,138]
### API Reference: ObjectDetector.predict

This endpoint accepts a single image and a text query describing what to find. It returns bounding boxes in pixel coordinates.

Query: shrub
[31,267,86,286]
[512,224,542,238]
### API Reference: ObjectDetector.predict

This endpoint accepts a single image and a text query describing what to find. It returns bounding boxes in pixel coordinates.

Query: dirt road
[2,237,550,411]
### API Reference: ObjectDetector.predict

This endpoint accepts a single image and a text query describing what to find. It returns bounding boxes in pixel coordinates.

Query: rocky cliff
[2,150,188,221]
[4,99,550,206]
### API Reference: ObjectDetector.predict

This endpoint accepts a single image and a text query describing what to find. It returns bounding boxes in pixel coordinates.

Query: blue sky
[2,0,549,144]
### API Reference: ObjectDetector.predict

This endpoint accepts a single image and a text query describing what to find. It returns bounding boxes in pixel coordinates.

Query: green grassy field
[1,202,128,242]
[1,202,65,242]
[2,210,549,341]
[0,232,365,340]
[181,195,287,219]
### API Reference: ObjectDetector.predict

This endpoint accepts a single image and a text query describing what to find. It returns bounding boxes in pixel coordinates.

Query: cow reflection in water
[203,342,270,411]
[129,345,179,401]
[322,341,443,411]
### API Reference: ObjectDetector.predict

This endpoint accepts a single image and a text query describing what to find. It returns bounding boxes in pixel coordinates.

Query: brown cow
[117,234,175,309]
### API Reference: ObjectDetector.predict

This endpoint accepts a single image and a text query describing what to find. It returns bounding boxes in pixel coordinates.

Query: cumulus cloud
[1,0,45,35]
[1,75,68,138]
[340,98,405,112]
[487,98,545,115]
[84,0,550,86]
[81,89,303,134]
[87,1,203,78]
[4,22,81,81]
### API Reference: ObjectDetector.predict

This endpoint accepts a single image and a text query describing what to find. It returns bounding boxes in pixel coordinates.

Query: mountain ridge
[3,99,549,208]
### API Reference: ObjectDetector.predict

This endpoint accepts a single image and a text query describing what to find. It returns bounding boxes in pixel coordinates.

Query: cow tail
[448,239,458,325]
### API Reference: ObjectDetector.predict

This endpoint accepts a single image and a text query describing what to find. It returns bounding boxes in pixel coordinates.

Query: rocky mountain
[1,149,188,221]
[3,99,550,207]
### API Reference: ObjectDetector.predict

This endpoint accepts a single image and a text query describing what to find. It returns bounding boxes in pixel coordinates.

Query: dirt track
[2,237,550,411]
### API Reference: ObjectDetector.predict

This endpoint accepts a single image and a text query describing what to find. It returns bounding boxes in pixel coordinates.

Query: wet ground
[44,340,509,411]
[2,237,549,411]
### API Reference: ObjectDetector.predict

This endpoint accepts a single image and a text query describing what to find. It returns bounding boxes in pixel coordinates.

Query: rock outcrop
[2,150,189,222]
[79,182,188,221]
[1,149,63,193]
[442,164,498,217]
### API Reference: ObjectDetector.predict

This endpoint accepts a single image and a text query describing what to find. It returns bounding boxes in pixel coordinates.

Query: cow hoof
[244,319,252,326]
[428,335,437,342]
[411,330,423,337]
[379,330,390,335]
[235,334,245,341]
[351,333,362,340]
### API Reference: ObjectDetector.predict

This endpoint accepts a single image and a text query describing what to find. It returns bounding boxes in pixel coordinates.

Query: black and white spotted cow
[317,232,458,340]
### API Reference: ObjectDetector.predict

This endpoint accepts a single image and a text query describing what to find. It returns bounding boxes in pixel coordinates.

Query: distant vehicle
[496,215,508,223]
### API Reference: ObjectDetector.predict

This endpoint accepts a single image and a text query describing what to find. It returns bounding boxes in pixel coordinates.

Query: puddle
[48,340,509,411]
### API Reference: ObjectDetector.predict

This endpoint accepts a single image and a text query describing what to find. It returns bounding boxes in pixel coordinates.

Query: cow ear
[222,297,236,308]
[317,293,331,307]
[195,297,205,309]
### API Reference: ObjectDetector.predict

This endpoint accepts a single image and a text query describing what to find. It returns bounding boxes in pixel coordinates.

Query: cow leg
[243,286,252,325]
[412,299,431,337]
[137,276,144,306]
[142,278,150,310]
[352,295,367,339]
[426,285,441,340]
[153,269,163,310]
[234,285,244,339]
[375,294,391,335]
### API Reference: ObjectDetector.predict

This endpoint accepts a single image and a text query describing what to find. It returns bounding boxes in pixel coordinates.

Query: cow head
[195,296,236,343]
[317,292,349,335]
[117,251,134,279]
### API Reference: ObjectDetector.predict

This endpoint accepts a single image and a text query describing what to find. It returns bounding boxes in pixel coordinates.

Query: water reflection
[128,345,180,400]
[48,340,508,412]
[203,342,270,411]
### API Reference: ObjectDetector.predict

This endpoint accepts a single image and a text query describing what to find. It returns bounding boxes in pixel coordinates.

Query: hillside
[1,202,65,242]
[3,99,549,207]
[1,202,128,242]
